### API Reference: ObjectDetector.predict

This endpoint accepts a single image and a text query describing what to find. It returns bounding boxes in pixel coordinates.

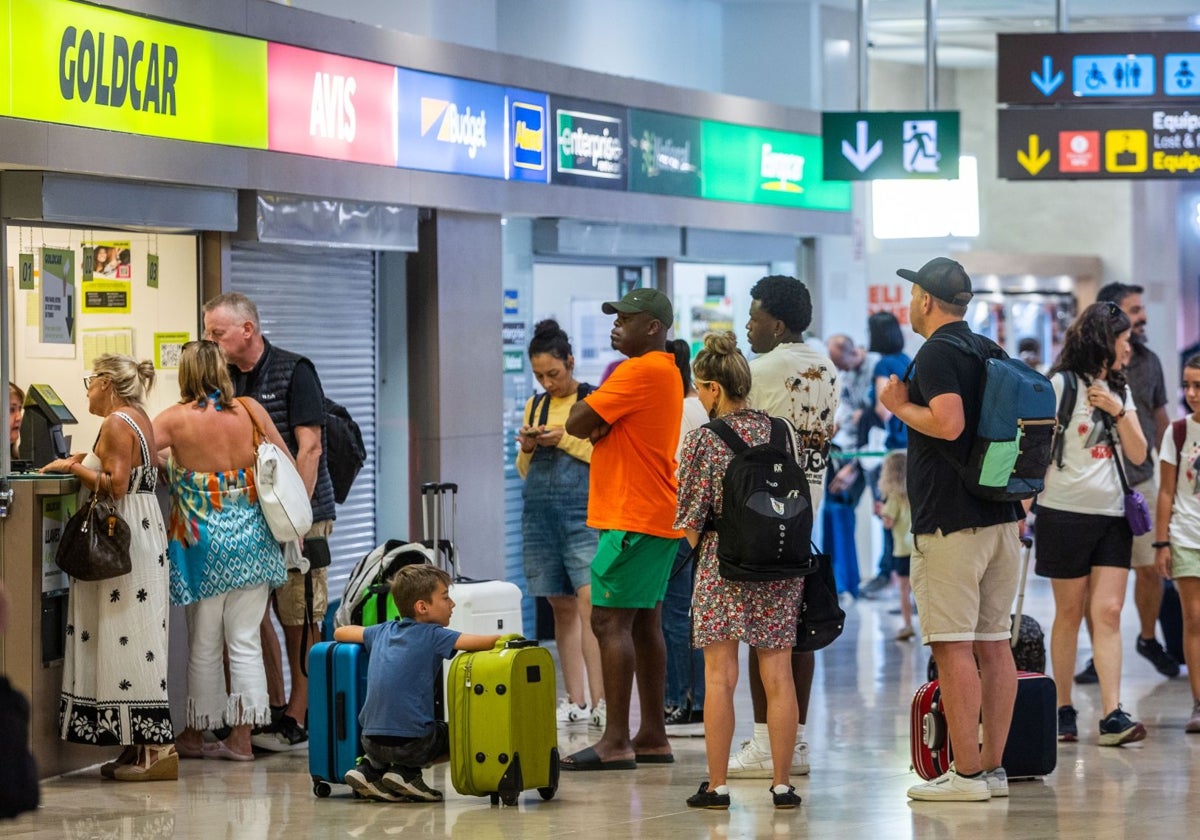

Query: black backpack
[705,417,817,582]
[324,397,366,504]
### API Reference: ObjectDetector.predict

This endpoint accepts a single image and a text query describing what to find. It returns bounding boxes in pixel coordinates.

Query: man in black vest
[204,292,336,751]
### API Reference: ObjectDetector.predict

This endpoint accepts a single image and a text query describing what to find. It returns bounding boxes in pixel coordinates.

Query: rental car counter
[0,471,119,778]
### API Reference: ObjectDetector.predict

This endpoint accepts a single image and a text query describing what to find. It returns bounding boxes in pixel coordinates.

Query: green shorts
[591,530,676,609]
[1171,544,1200,579]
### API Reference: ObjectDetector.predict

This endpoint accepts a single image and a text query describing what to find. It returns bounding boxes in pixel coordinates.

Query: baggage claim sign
[998,31,1200,180]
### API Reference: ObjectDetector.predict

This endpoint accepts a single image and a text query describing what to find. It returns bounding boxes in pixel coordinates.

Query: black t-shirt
[906,321,1023,535]
[230,348,325,436]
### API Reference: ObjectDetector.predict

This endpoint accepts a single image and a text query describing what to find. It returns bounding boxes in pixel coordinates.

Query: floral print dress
[674,408,805,650]
[59,412,173,746]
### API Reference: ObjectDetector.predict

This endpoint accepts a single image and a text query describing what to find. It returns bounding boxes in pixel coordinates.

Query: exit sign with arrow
[822,111,960,181]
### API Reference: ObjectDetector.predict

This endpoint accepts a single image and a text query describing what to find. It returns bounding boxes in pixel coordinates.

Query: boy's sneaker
[557,698,589,726]
[345,760,404,802]
[1098,706,1147,746]
[1074,659,1098,684]
[771,784,802,809]
[1057,705,1078,742]
[381,766,443,802]
[251,713,308,752]
[981,766,1009,798]
[589,699,607,730]
[686,781,730,810]
[1136,637,1180,678]
[907,767,991,802]
[1185,700,1200,733]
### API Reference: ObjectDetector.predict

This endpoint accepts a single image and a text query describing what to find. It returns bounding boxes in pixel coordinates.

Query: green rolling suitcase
[447,637,559,805]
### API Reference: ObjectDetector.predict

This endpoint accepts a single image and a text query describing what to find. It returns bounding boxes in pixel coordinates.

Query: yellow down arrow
[1017,135,1050,176]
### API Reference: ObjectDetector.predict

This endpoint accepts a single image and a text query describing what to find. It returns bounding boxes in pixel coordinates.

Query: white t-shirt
[1039,372,1136,516]
[1159,417,1200,548]
[748,342,839,510]
[676,395,709,469]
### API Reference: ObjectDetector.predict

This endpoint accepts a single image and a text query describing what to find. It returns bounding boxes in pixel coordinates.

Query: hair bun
[703,331,739,356]
[533,319,564,339]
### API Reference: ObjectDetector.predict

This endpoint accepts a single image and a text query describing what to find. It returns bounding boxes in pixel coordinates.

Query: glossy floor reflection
[10,573,1200,839]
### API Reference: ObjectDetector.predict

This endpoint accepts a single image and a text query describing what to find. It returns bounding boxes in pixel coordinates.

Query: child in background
[333,565,500,802]
[879,450,915,640]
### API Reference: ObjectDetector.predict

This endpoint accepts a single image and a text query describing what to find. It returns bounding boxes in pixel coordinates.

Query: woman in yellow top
[517,319,605,727]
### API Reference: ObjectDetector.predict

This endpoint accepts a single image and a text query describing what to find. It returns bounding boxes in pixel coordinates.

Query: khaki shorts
[275,520,332,626]
[911,522,1021,644]
[1130,476,1158,569]
[1170,544,1200,579]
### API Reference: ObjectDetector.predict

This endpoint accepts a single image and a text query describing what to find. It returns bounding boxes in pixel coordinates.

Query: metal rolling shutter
[229,242,377,601]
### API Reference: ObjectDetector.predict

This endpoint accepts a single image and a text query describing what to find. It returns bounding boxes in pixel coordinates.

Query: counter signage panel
[551,96,628,190]
[396,68,506,179]
[628,109,702,197]
[8,0,268,147]
[998,105,1200,180]
[267,43,397,166]
[507,88,550,183]
[701,121,851,211]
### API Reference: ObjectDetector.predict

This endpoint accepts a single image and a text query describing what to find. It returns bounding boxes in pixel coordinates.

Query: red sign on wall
[267,43,396,166]
[868,283,909,326]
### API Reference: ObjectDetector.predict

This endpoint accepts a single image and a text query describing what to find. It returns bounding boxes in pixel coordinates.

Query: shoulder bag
[238,397,313,542]
[1102,408,1152,536]
[55,470,132,581]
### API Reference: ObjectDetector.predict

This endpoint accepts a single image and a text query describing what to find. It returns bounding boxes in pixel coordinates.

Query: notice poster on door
[86,241,133,279]
[39,247,76,350]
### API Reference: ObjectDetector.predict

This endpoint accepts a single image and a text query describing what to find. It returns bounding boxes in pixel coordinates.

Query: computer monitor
[19,383,78,467]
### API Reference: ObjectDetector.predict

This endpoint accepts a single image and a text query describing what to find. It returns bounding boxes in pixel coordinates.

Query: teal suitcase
[447,637,559,805]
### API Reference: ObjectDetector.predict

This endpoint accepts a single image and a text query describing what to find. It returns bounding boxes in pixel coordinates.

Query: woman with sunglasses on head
[152,340,291,763]
[40,355,176,781]
[1037,302,1148,746]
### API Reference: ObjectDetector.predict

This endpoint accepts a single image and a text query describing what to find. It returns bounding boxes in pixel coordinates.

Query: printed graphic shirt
[1159,417,1200,549]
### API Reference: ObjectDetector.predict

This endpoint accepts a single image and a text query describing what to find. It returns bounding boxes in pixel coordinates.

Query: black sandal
[687,781,730,810]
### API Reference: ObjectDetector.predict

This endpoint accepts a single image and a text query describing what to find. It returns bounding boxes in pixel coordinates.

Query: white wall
[6,227,199,450]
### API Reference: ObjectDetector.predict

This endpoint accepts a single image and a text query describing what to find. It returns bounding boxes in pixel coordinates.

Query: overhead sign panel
[628,109,703,197]
[506,89,550,183]
[551,96,628,190]
[997,106,1200,180]
[396,69,506,179]
[821,111,960,180]
[999,32,1200,105]
[700,121,851,212]
[267,43,397,166]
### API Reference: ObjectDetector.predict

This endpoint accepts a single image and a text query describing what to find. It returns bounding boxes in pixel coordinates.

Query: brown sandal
[112,747,179,782]
[100,746,139,779]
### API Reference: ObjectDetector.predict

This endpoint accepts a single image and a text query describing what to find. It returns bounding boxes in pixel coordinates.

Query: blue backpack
[917,332,1057,502]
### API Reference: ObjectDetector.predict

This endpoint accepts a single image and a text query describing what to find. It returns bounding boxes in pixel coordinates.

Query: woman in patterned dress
[41,354,175,781]
[674,332,804,810]
[153,340,288,761]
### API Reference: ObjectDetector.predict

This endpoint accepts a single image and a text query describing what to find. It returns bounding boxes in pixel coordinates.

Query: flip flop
[635,753,675,764]
[176,743,207,760]
[560,745,637,771]
[202,741,255,762]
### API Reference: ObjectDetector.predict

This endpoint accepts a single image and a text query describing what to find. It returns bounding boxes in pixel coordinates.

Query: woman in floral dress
[674,331,804,810]
[41,354,175,781]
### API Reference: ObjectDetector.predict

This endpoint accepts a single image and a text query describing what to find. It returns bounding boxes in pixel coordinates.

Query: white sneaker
[589,699,607,730]
[727,739,772,779]
[982,766,1008,798]
[791,741,810,776]
[557,698,590,726]
[907,768,991,802]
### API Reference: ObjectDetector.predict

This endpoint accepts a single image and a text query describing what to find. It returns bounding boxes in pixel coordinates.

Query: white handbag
[239,398,313,542]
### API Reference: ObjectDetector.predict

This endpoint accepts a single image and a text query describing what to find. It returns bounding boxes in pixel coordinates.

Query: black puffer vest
[244,339,336,525]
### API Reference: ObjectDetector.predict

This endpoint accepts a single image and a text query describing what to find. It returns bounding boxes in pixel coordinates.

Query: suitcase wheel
[490,793,500,806]
[313,779,332,798]
[538,746,560,801]
[501,791,520,807]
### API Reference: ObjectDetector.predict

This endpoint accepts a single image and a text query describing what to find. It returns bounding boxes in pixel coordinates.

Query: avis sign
[821,111,960,181]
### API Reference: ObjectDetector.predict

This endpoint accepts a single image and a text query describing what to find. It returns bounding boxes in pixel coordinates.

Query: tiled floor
[10,573,1200,839]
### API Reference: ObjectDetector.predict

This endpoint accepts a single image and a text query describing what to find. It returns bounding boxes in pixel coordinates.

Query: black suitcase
[1161,579,1186,666]
[1003,672,1057,779]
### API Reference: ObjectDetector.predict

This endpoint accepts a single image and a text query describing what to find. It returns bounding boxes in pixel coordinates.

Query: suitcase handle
[495,633,526,649]
[335,691,346,742]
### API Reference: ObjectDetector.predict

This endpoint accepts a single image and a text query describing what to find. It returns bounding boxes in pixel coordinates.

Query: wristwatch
[1152,540,1171,549]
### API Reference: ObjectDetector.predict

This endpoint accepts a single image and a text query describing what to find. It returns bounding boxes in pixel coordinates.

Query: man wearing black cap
[880,257,1023,802]
[562,287,683,769]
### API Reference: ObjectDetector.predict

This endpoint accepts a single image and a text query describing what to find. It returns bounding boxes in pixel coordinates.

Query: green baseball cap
[601,288,674,327]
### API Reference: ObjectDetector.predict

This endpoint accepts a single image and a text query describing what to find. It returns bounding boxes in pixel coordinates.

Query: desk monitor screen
[19,383,77,467]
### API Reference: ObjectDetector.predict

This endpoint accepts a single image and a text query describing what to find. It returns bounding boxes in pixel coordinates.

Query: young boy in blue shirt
[333,564,500,802]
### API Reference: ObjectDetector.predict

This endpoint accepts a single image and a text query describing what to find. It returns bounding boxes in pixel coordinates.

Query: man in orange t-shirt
[562,288,683,770]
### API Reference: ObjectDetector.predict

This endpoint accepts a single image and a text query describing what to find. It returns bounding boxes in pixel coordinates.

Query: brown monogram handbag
[55,472,132,581]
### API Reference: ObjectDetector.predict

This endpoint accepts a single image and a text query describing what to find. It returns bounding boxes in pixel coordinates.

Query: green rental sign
[821,111,960,181]
[700,121,851,211]
[628,109,703,197]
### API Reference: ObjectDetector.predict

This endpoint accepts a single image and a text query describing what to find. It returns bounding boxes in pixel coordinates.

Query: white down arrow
[841,120,882,173]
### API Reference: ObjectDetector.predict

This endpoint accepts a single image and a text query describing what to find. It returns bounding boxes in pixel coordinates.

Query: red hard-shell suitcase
[911,671,1056,781]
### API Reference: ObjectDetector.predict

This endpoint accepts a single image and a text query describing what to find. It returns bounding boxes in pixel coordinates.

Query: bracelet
[1152,540,1171,549]
[1116,408,1127,419]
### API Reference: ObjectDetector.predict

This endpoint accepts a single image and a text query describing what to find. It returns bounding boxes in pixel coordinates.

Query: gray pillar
[407,210,505,580]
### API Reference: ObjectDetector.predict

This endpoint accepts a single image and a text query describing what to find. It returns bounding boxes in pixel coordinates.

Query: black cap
[896,257,973,306]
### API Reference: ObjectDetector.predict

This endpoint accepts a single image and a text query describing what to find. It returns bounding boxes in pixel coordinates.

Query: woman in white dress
[41,354,175,781]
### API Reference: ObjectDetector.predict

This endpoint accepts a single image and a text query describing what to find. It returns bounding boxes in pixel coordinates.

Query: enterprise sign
[552,96,627,190]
